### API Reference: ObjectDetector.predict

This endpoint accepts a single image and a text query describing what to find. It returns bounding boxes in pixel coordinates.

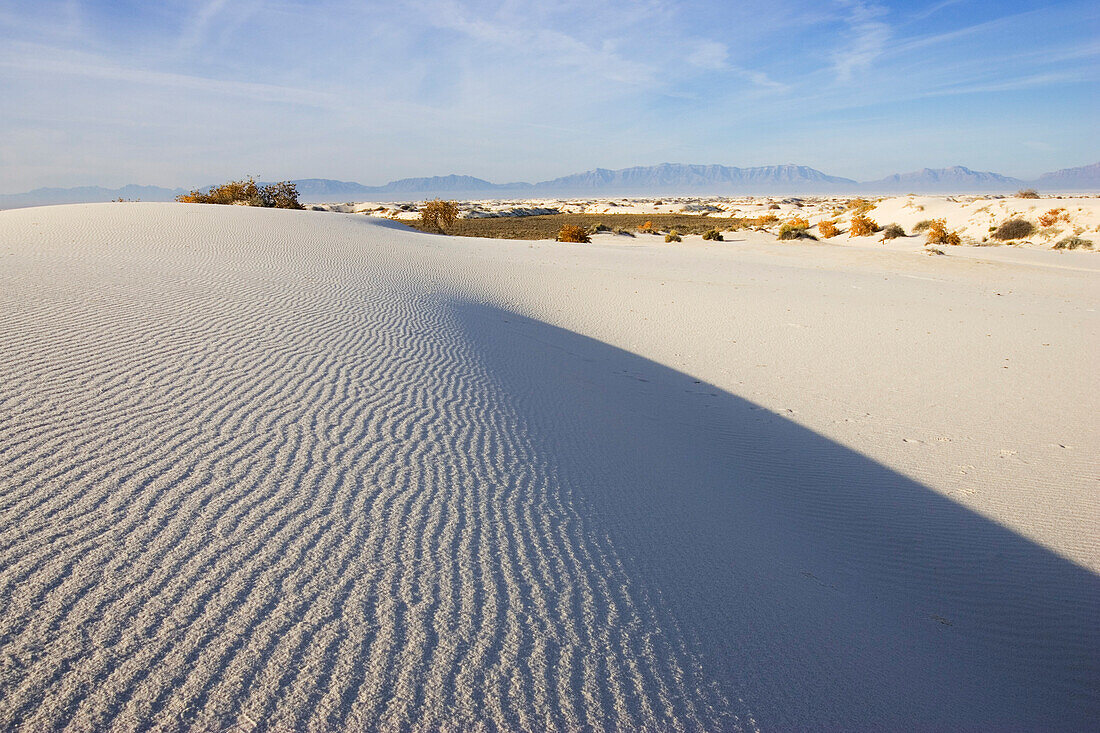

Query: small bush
[846,198,876,215]
[640,220,655,233]
[849,214,880,237]
[768,203,781,210]
[1053,236,1093,250]
[1039,208,1069,227]
[817,220,840,238]
[778,227,818,241]
[592,222,611,232]
[557,224,591,243]
[785,216,810,230]
[881,223,905,240]
[755,213,779,225]
[702,229,723,241]
[1016,188,1039,199]
[665,232,682,243]
[615,228,636,237]
[925,219,961,245]
[991,218,1035,241]
[926,247,946,256]
[419,199,459,231]
[177,177,303,209]
[913,219,933,233]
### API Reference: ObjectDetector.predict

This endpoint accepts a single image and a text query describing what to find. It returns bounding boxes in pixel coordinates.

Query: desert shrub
[176,177,302,209]
[817,220,840,238]
[926,247,946,256]
[1039,208,1069,227]
[592,222,611,232]
[785,216,810,230]
[557,224,591,243]
[881,223,905,240]
[848,214,880,237]
[702,229,723,241]
[846,198,876,215]
[640,220,655,233]
[1053,236,1093,250]
[615,228,636,237]
[991,218,1035,241]
[665,232,682,243]
[755,213,779,225]
[419,199,459,231]
[913,219,933,233]
[925,218,962,245]
[768,203,781,210]
[1016,188,1039,199]
[778,227,818,241]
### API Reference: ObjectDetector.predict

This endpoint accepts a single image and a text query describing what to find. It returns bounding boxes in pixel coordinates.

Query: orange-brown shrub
[176,177,302,209]
[925,218,961,245]
[785,216,810,230]
[557,224,591,243]
[846,198,875,215]
[817,220,839,238]
[419,199,459,231]
[1039,208,1069,227]
[848,214,880,237]
[754,213,779,225]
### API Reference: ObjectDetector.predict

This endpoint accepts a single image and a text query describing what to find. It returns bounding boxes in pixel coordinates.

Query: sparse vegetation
[1016,188,1039,199]
[1053,236,1093,250]
[615,228,636,237]
[991,218,1035,241]
[768,203,781,210]
[702,229,723,241]
[778,227,818,241]
[176,177,303,209]
[665,232,682,243]
[755,213,780,225]
[881,223,906,240]
[817,220,840,238]
[926,247,946,255]
[1039,208,1069,227]
[925,219,961,246]
[557,224,591,243]
[591,222,612,233]
[846,198,876,215]
[913,219,933,233]
[419,199,459,232]
[848,214,880,237]
[785,216,810,230]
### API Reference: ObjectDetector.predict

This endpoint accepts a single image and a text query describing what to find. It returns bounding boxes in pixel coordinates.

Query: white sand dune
[0,203,1097,730]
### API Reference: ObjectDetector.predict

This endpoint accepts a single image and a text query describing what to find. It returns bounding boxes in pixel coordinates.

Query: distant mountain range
[3,162,1098,209]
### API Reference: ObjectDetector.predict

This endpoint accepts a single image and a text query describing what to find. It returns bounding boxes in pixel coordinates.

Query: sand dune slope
[0,204,1096,730]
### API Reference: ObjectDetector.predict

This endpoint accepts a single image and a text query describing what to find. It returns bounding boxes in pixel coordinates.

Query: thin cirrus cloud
[0,0,1097,191]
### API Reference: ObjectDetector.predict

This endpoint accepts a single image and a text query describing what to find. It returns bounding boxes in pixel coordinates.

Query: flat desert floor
[0,203,1097,730]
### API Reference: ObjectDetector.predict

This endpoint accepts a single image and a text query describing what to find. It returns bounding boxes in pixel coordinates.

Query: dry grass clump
[419,199,459,232]
[913,219,933,233]
[177,177,303,209]
[768,203,781,210]
[702,229,723,241]
[665,230,682,243]
[848,214,880,237]
[591,222,612,233]
[880,223,905,240]
[1039,208,1069,227]
[615,228,636,237]
[925,218,961,246]
[754,213,780,225]
[817,220,840,238]
[991,218,1035,241]
[926,247,946,256]
[557,224,591,243]
[1016,188,1040,199]
[846,198,876,215]
[1053,236,1093,250]
[778,221,817,241]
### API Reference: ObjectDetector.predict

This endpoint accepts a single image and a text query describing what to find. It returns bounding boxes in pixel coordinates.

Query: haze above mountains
[3,162,1098,209]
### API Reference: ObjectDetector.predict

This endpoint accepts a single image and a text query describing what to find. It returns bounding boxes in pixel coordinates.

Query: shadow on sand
[452,299,1098,730]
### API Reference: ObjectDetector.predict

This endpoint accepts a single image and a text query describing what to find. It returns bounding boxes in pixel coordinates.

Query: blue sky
[1,0,1097,191]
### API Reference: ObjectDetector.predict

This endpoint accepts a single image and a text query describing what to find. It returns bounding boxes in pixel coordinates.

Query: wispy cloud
[831,0,890,83]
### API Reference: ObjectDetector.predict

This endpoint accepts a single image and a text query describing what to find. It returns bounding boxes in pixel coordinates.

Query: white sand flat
[0,203,1096,730]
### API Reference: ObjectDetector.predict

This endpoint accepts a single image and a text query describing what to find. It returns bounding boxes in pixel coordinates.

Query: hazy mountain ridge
[4,162,1098,209]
